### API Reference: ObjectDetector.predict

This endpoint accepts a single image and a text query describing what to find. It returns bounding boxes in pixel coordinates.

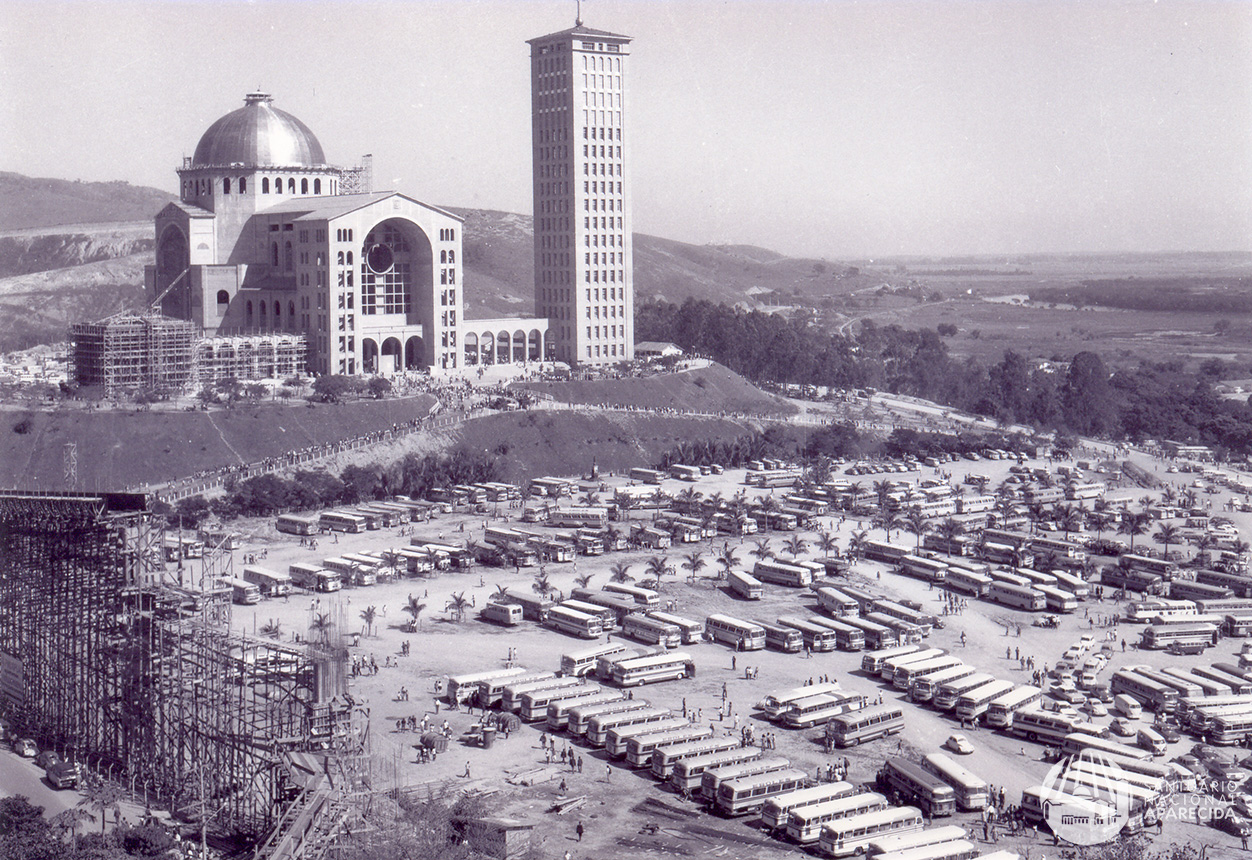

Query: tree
[1118,511,1148,551]
[1056,504,1083,542]
[609,561,633,584]
[902,508,930,551]
[532,570,554,599]
[935,518,965,552]
[402,594,427,632]
[781,534,809,560]
[78,774,124,835]
[367,376,392,399]
[1153,524,1181,561]
[749,538,774,564]
[815,530,839,558]
[360,605,378,638]
[259,618,283,641]
[678,551,704,583]
[574,572,594,589]
[49,806,93,851]
[309,612,334,645]
[612,491,637,521]
[1089,510,1113,540]
[848,530,869,561]
[311,374,362,403]
[716,543,740,581]
[445,592,471,623]
[873,509,902,542]
[492,584,510,601]
[647,555,674,586]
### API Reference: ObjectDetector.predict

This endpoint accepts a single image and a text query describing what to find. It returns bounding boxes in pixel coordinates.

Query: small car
[1213,807,1252,838]
[1056,689,1087,704]
[14,738,37,758]
[1159,724,1182,744]
[34,750,62,770]
[944,734,975,755]
[1084,700,1108,717]
[1111,718,1136,737]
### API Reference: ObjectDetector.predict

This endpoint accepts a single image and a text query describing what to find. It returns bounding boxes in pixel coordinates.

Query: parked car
[1084,700,1108,717]
[34,750,62,770]
[14,739,37,758]
[944,734,975,755]
[46,761,80,790]
[1158,724,1182,744]
[1212,807,1252,838]
[1111,719,1136,737]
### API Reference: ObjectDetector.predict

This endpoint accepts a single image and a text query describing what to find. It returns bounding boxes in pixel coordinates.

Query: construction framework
[0,491,367,849]
[69,312,197,397]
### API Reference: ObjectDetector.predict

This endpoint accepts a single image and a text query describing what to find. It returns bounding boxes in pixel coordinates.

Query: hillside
[512,362,797,417]
[0,172,176,232]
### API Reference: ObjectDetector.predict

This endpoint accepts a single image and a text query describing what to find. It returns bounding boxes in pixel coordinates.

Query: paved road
[0,746,155,835]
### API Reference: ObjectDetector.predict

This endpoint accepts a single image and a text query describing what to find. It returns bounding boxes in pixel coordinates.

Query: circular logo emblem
[1040,748,1132,845]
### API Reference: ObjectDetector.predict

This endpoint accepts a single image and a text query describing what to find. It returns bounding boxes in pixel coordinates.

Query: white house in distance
[635,341,683,359]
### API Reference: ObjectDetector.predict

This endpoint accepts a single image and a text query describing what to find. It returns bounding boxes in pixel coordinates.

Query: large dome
[191,93,326,168]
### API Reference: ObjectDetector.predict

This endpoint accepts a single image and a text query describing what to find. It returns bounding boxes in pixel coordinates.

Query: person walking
[576,821,585,842]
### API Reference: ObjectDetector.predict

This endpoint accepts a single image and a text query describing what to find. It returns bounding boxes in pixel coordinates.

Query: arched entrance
[463,332,478,366]
[381,337,402,375]
[362,338,379,373]
[529,330,542,361]
[513,330,526,362]
[496,330,510,364]
[405,336,424,370]
[481,332,494,365]
[360,219,433,321]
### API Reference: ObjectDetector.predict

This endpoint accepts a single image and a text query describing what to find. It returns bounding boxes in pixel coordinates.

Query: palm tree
[359,605,378,638]
[873,509,902,542]
[675,487,702,511]
[970,474,990,495]
[613,491,637,521]
[679,551,704,583]
[648,555,675,585]
[1025,502,1047,535]
[1088,510,1113,540]
[936,518,964,552]
[749,537,774,564]
[902,508,930,551]
[579,490,601,507]
[402,594,427,631]
[848,530,869,561]
[609,561,634,583]
[446,591,471,623]
[309,612,334,645]
[532,570,555,599]
[259,618,283,641]
[716,543,740,581]
[1118,511,1148,551]
[78,774,124,835]
[492,584,510,601]
[782,534,809,560]
[1056,505,1083,542]
[1153,524,1181,561]
[815,530,839,558]
[574,572,595,589]
[872,480,893,511]
[1192,533,1215,566]
[50,807,93,850]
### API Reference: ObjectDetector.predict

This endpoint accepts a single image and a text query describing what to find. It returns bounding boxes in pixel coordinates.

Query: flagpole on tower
[576,0,582,26]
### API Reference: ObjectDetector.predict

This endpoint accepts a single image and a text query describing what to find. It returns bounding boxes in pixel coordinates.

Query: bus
[760,782,856,832]
[818,807,925,858]
[567,698,651,737]
[1196,570,1252,598]
[1205,711,1252,745]
[893,656,965,692]
[624,725,713,768]
[988,569,1032,588]
[757,621,805,653]
[920,752,989,811]
[630,467,666,484]
[787,792,889,844]
[1161,668,1228,698]
[605,718,691,758]
[934,674,997,712]
[482,602,523,626]
[840,615,900,650]
[898,555,949,584]
[275,513,319,535]
[1170,580,1233,602]
[866,825,970,858]
[670,748,765,795]
[549,507,610,529]
[569,589,641,626]
[714,767,812,816]
[447,666,530,705]
[879,648,946,682]
[318,511,367,533]
[1132,667,1204,700]
[988,582,1045,611]
[242,565,291,597]
[705,615,766,650]
[1010,708,1077,744]
[865,613,926,645]
[861,644,923,676]
[518,682,599,722]
[604,582,661,608]
[287,562,341,592]
[1126,598,1198,623]
[863,540,911,565]
[610,652,696,687]
[223,576,260,605]
[701,755,794,803]
[753,560,814,588]
[807,616,867,652]
[594,647,663,680]
[757,681,845,720]
[586,707,674,747]
[955,679,1016,723]
[561,599,618,630]
[621,615,682,648]
[871,600,939,635]
[815,587,861,617]
[1051,569,1091,600]
[1120,553,1178,580]
[546,606,604,639]
[1020,785,1118,829]
[1196,596,1252,614]
[879,758,957,817]
[1190,702,1252,735]
[1111,669,1180,713]
[670,464,702,481]
[647,611,704,645]
[984,686,1044,729]
[1017,568,1058,588]
[1208,663,1252,694]
[1035,585,1079,613]
[727,569,763,600]
[545,689,624,730]
[1060,733,1151,762]
[321,557,370,587]
[500,675,579,712]
[650,735,744,781]
[780,693,869,729]
[1180,692,1252,722]
[777,616,840,652]
[1102,566,1165,596]
[501,591,554,623]
[826,705,906,747]
[910,666,976,704]
[943,567,992,598]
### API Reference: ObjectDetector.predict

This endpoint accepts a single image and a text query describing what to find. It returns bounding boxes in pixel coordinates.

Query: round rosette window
[366,243,395,275]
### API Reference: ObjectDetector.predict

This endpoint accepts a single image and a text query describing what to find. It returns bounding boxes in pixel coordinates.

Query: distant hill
[0,172,176,232]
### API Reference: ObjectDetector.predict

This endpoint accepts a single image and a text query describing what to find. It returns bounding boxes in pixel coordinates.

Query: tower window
[223,178,231,194]
[301,178,309,194]
[262,177,269,194]
[288,178,295,194]
[239,177,247,193]
[271,242,279,267]
[314,178,321,194]
[274,176,282,193]
[216,289,229,306]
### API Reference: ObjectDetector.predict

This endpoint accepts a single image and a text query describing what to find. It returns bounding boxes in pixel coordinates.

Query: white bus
[987,581,1045,611]
[760,781,856,832]
[955,679,1015,723]
[815,587,861,617]
[603,582,661,608]
[1035,584,1079,614]
[1020,785,1117,829]
[701,755,794,802]
[604,717,691,758]
[624,725,713,768]
[545,689,623,730]
[549,506,609,529]
[242,565,291,597]
[1125,598,1197,623]
[1010,708,1077,744]
[872,840,978,860]
[585,706,672,746]
[646,611,704,645]
[650,735,744,780]
[879,758,957,818]
[893,656,965,691]
[776,616,840,652]
[1110,669,1179,713]
[818,807,925,858]
[871,599,939,635]
[861,644,923,676]
[499,675,575,712]
[1162,668,1228,698]
[753,560,814,588]
[546,606,604,639]
[1051,569,1091,600]
[714,767,812,816]
[561,599,617,630]
[865,612,926,646]
[1140,622,1219,651]
[447,666,529,705]
[610,652,696,687]
[780,693,870,729]
[518,682,598,722]
[788,792,889,844]
[275,513,319,535]
[933,673,997,712]
[224,576,260,605]
[567,698,651,737]
[919,753,989,811]
[287,562,341,592]
[943,567,992,598]
[560,642,630,678]
[728,569,764,600]
[670,748,764,795]
[621,614,682,648]
[318,511,366,533]
[910,666,975,704]
[1205,710,1252,745]
[984,686,1044,728]
[879,648,946,682]
[705,614,766,650]
[807,616,867,652]
[840,615,900,650]
[1060,733,1151,762]
[826,704,906,747]
[481,601,523,626]
[757,621,805,653]
[866,825,969,858]
[757,681,845,721]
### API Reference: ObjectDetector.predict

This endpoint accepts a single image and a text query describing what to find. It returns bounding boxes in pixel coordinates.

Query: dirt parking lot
[221,450,1252,858]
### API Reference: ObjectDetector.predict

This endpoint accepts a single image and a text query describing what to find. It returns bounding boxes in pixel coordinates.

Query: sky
[2,0,1250,258]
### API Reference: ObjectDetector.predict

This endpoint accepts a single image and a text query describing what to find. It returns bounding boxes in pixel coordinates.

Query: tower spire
[575,0,582,26]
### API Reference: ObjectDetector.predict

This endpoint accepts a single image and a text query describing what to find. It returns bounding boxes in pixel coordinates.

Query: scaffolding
[196,332,308,386]
[70,312,197,397]
[337,154,373,195]
[0,491,367,849]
